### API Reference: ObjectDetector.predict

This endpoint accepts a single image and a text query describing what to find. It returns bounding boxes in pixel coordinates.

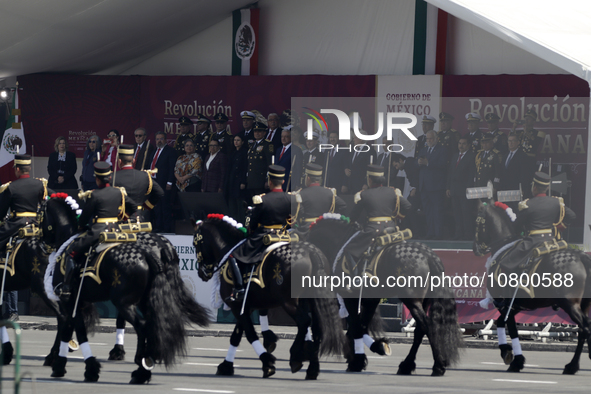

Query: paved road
[2,330,591,393]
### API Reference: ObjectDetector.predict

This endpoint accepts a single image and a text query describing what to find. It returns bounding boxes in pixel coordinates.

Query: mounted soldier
[499,171,575,271]
[344,164,412,268]
[0,154,49,255]
[58,162,137,297]
[229,165,293,301]
[115,144,164,221]
[292,163,346,232]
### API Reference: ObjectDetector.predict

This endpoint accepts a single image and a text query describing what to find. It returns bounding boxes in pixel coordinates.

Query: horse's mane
[46,197,78,227]
[201,215,246,241]
[481,200,517,238]
[309,214,356,237]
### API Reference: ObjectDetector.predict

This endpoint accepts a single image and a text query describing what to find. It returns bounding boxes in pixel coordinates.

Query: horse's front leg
[495,316,513,365]
[235,308,275,378]
[217,322,244,376]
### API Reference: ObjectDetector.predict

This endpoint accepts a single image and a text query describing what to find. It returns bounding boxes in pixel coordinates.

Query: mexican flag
[232,7,259,76]
[0,87,26,173]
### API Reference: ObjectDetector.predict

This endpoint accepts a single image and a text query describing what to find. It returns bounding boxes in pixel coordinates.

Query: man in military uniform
[484,113,508,156]
[247,122,274,199]
[437,112,460,160]
[344,165,411,266]
[293,163,347,231]
[240,110,256,145]
[466,112,483,153]
[302,131,326,183]
[474,135,502,189]
[0,154,49,254]
[230,165,293,301]
[173,116,196,157]
[59,162,137,296]
[114,144,164,221]
[514,108,545,159]
[414,115,436,157]
[501,172,575,271]
[193,114,212,157]
[212,112,233,154]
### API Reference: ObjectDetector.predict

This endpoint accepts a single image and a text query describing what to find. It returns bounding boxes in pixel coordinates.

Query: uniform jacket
[247,139,274,190]
[115,166,164,210]
[294,184,347,225]
[173,132,196,157]
[474,149,502,187]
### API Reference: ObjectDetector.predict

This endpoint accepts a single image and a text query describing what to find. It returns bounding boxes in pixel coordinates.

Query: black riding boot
[226,256,245,302]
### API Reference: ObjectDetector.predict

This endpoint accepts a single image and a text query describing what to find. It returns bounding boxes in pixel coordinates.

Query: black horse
[0,234,67,366]
[40,196,211,383]
[308,216,464,376]
[474,200,591,374]
[194,216,346,380]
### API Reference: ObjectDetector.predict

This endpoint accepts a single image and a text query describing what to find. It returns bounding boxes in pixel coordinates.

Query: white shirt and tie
[505,149,517,168]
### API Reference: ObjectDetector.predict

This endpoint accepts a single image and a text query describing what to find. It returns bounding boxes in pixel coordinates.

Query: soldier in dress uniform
[466,112,483,153]
[293,163,347,231]
[240,111,256,145]
[474,135,502,189]
[173,116,196,157]
[211,112,233,154]
[484,112,508,156]
[58,162,137,296]
[229,165,293,301]
[0,154,49,254]
[114,144,164,221]
[437,112,460,159]
[501,172,576,270]
[247,121,274,198]
[414,115,436,157]
[193,114,212,158]
[344,165,412,266]
[514,108,545,159]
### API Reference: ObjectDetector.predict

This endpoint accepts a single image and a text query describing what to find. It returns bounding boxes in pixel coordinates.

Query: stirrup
[225,289,245,302]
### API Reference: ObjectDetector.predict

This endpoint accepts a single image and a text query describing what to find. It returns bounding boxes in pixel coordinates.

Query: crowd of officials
[44,107,546,240]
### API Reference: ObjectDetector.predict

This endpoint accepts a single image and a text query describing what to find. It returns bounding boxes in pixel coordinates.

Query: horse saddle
[224,242,289,289]
[0,224,41,276]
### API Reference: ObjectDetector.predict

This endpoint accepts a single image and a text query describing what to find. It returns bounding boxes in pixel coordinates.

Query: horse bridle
[475,205,516,255]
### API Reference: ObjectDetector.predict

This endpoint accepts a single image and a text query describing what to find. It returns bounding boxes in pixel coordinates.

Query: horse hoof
[44,351,57,367]
[68,339,79,352]
[499,344,513,365]
[369,338,390,356]
[431,366,446,376]
[563,362,579,375]
[507,355,525,372]
[51,356,67,378]
[260,352,276,378]
[84,356,101,382]
[346,354,367,372]
[108,344,126,361]
[397,360,416,375]
[216,360,234,376]
[262,330,278,354]
[129,367,152,384]
[2,342,13,365]
[290,360,303,373]
[305,361,320,380]
[141,357,155,371]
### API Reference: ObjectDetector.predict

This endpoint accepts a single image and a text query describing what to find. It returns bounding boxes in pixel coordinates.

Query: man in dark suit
[201,139,228,193]
[325,130,351,194]
[276,128,302,191]
[133,127,156,170]
[418,130,448,239]
[247,122,274,198]
[266,113,283,149]
[499,133,534,208]
[446,137,476,240]
[346,133,377,194]
[149,131,177,233]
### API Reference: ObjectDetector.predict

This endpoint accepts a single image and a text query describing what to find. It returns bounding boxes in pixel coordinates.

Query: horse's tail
[422,245,464,367]
[307,244,347,357]
[142,246,210,368]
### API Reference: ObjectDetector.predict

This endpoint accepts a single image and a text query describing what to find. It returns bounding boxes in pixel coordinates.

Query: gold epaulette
[354,191,362,204]
[329,188,337,195]
[394,188,402,197]
[0,182,11,194]
[295,193,302,203]
[78,190,93,200]
[554,196,565,205]
[144,168,158,175]
[115,186,127,196]
[518,199,529,211]
[253,194,264,205]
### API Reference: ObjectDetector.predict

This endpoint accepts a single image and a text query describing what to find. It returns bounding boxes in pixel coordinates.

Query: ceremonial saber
[240,265,256,316]
[140,139,150,170]
[323,151,329,187]
[72,252,93,318]
[112,135,122,186]
[286,155,296,191]
[0,237,13,305]
[387,153,392,187]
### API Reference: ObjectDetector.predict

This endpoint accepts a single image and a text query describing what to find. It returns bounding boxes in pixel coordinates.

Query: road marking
[173,389,235,393]
[493,379,556,384]
[185,362,241,367]
[22,379,74,384]
[481,362,539,367]
[37,355,84,359]
[192,348,242,352]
